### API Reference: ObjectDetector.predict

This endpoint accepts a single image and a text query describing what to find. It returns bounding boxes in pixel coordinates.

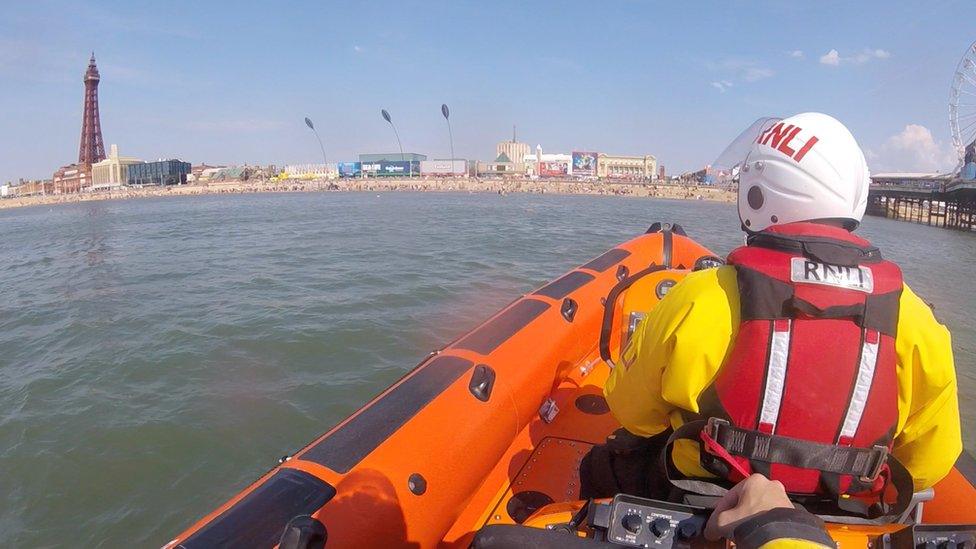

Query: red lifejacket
[697,222,903,497]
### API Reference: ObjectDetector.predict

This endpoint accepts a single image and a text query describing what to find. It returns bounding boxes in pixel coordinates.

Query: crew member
[584,113,961,505]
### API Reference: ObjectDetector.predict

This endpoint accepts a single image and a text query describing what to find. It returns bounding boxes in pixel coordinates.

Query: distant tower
[78,52,105,165]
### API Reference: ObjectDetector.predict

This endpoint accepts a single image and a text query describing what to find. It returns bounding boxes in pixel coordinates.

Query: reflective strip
[758,320,791,432]
[838,330,880,442]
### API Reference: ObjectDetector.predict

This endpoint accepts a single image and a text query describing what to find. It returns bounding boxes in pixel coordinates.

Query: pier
[867,174,976,232]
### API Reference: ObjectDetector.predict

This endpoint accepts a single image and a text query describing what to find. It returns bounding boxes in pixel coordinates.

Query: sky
[0,0,973,183]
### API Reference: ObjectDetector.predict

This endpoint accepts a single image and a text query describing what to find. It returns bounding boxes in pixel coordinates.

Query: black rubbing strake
[179,469,335,549]
[299,355,474,472]
[955,451,976,486]
[454,299,550,354]
[534,271,594,300]
[663,229,673,268]
[582,248,632,272]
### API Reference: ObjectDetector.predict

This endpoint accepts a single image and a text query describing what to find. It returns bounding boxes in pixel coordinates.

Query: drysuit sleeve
[892,284,962,491]
[604,266,740,437]
[731,507,836,549]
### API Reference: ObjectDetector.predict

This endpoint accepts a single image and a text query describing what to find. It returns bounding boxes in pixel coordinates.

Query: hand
[704,474,794,541]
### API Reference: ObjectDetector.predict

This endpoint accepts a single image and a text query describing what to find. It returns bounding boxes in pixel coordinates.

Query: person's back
[584,113,961,506]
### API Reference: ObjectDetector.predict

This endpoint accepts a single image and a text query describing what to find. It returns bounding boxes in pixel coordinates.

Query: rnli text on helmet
[755,122,820,163]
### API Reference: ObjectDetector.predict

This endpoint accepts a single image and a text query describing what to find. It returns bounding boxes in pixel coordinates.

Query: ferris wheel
[949,40,976,166]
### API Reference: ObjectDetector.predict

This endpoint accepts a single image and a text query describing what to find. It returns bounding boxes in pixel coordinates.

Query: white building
[91,144,142,190]
[283,163,338,179]
[496,139,530,173]
[597,154,658,181]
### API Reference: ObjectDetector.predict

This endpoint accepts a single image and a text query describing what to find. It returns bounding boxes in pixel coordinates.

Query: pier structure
[868,173,976,231]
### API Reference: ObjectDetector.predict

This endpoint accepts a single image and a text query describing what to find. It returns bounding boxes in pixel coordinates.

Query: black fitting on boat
[468,364,496,402]
[561,298,578,322]
[408,473,427,495]
[278,515,327,549]
[646,221,687,236]
[655,279,677,299]
[693,255,726,271]
[615,264,629,281]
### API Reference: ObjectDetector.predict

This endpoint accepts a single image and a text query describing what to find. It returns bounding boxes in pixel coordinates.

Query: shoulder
[667,264,739,305]
[646,265,739,330]
[898,284,945,329]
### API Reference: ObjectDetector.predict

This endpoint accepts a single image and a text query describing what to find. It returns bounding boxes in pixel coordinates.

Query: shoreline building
[53,164,91,194]
[496,129,530,173]
[358,153,425,177]
[127,160,192,186]
[282,163,338,179]
[359,153,426,163]
[596,154,658,181]
[532,146,571,178]
[92,144,142,190]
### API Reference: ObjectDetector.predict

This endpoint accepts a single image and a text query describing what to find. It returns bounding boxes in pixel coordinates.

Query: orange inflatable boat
[167,224,976,548]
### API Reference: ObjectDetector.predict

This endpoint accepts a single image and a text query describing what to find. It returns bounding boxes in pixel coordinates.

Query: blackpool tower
[78,52,105,165]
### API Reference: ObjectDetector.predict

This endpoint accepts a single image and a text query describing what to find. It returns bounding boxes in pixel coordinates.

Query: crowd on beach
[0,178,735,211]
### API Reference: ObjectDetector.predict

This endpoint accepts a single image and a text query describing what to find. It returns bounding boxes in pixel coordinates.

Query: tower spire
[79,52,105,164]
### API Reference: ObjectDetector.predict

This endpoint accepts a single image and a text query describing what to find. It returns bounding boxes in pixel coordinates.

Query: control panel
[881,525,976,549]
[606,494,708,548]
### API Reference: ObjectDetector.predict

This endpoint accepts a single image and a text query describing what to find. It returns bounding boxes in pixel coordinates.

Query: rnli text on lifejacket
[789,257,874,293]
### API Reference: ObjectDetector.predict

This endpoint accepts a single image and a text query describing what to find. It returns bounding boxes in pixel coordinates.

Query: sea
[0,192,973,546]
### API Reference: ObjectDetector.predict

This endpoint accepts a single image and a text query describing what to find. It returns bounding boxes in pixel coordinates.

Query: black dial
[621,513,643,534]
[650,517,672,537]
[677,520,699,540]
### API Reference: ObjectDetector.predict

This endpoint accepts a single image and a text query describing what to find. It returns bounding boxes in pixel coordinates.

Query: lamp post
[381,109,409,176]
[304,117,328,178]
[441,104,455,164]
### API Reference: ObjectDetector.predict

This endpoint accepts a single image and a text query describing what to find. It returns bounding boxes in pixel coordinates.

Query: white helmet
[735,112,870,232]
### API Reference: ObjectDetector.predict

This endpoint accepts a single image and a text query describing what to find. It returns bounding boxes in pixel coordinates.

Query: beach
[0,178,735,210]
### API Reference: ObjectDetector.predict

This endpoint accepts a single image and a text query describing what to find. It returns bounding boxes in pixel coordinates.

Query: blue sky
[1,0,972,183]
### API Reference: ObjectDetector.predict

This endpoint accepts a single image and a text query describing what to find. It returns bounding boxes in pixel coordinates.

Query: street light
[304,116,328,169]
[442,103,455,163]
[381,108,409,176]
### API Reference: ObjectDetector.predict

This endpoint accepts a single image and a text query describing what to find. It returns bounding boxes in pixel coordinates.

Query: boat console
[473,491,976,549]
[473,494,715,548]
[600,495,708,547]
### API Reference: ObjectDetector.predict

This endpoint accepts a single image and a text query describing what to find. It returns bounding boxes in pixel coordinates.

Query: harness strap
[664,421,731,497]
[664,420,916,524]
[707,419,889,481]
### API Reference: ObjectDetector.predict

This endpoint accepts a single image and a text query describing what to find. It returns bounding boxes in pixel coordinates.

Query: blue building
[359,152,426,163]
[127,160,191,186]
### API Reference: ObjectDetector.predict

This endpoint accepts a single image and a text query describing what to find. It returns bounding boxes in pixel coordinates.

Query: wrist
[732,507,835,549]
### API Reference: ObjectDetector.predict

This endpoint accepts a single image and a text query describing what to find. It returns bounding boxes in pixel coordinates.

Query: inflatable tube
[166,226,976,548]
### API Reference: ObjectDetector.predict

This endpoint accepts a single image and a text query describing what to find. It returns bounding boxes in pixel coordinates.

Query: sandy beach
[0,178,735,210]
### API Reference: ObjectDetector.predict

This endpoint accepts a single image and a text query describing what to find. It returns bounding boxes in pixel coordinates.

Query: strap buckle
[860,445,889,483]
[704,417,730,444]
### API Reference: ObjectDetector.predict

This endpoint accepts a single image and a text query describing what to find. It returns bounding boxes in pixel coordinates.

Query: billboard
[572,151,598,177]
[420,160,467,176]
[538,160,569,177]
[338,162,361,178]
[362,160,420,176]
